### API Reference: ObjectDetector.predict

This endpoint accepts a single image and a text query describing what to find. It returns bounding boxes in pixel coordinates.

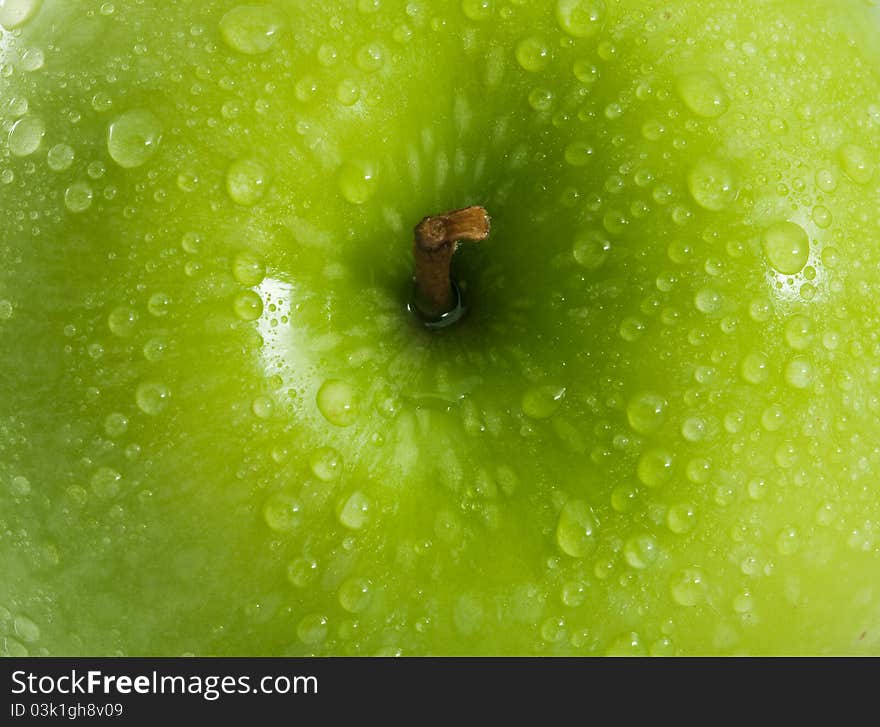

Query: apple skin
[1,0,880,655]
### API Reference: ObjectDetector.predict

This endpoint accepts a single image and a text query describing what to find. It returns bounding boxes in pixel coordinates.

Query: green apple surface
[2,0,880,655]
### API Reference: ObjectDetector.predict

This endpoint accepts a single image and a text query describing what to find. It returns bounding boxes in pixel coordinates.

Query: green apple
[2,0,880,656]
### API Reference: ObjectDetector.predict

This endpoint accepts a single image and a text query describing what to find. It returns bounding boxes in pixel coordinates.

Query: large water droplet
[338,577,372,613]
[317,379,358,427]
[670,568,706,606]
[135,381,171,416]
[233,290,264,321]
[108,306,138,337]
[687,158,736,211]
[572,230,610,269]
[626,392,667,434]
[556,500,598,558]
[0,0,42,29]
[226,158,268,205]
[107,109,163,168]
[64,181,93,213]
[91,467,121,498]
[461,0,493,21]
[338,160,377,204]
[676,71,729,118]
[784,357,813,389]
[8,116,45,157]
[623,534,659,569]
[515,36,551,72]
[637,448,673,488]
[219,4,286,55]
[838,144,874,185]
[555,0,604,38]
[338,491,371,529]
[762,221,809,275]
[263,492,302,531]
[47,143,74,171]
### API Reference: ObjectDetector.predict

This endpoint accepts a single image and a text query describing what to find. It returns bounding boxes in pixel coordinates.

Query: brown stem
[413,205,490,322]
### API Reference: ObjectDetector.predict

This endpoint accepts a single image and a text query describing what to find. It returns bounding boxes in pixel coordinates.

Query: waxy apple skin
[1,0,880,655]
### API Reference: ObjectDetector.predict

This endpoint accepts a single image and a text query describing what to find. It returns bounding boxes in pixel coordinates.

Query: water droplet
[10,475,30,495]
[666,503,696,534]
[339,577,372,613]
[104,412,129,438]
[337,491,371,529]
[356,43,384,72]
[521,385,565,419]
[317,379,358,427]
[263,492,302,531]
[287,557,318,587]
[108,306,138,337]
[233,250,266,286]
[784,357,813,389]
[784,315,813,350]
[0,0,42,29]
[815,168,838,193]
[572,230,609,269]
[336,79,360,106]
[453,593,484,636]
[64,181,93,213]
[233,290,264,321]
[528,87,554,112]
[252,396,274,419]
[0,300,13,320]
[461,0,493,21]
[515,36,551,72]
[694,287,722,314]
[561,580,588,607]
[747,477,768,501]
[555,0,605,38]
[687,158,736,211]
[297,614,328,644]
[91,467,121,498]
[555,499,598,558]
[8,115,45,157]
[573,59,599,84]
[776,526,800,555]
[338,160,377,204]
[619,316,645,342]
[225,158,268,206]
[107,109,163,168]
[20,47,44,71]
[670,568,706,606]
[47,143,74,171]
[676,71,729,118]
[637,448,673,488]
[142,337,167,362]
[12,614,40,643]
[135,381,171,416]
[147,292,171,317]
[838,143,874,185]
[219,4,285,55]
[761,404,785,431]
[623,534,659,569]
[564,140,594,167]
[310,447,342,481]
[681,416,707,443]
[762,221,809,274]
[626,392,667,434]
[811,205,832,229]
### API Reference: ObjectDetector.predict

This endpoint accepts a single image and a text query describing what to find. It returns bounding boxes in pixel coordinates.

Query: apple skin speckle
[1,0,880,656]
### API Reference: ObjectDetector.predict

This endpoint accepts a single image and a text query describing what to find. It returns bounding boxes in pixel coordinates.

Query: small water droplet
[670,568,706,606]
[233,250,266,285]
[310,447,342,481]
[355,43,384,72]
[784,356,813,389]
[564,140,594,167]
[623,534,659,569]
[104,412,129,438]
[572,230,609,269]
[666,503,696,534]
[461,0,493,21]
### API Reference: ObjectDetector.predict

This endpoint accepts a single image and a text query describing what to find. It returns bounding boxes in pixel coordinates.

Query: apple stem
[412,205,491,326]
